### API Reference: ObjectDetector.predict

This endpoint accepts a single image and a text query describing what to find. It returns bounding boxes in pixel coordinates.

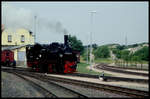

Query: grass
[79,56,149,73]
[76,62,112,76]
[94,58,114,64]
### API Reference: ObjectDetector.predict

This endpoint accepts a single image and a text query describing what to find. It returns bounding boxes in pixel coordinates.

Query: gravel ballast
[2,71,44,97]
[50,80,130,98]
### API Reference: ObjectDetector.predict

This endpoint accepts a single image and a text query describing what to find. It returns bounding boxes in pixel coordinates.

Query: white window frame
[8,35,12,42]
[21,35,25,42]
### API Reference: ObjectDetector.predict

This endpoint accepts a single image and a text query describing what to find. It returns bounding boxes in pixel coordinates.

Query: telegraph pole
[86,34,89,64]
[89,11,96,71]
[87,44,88,64]
[34,15,37,44]
[125,34,127,47]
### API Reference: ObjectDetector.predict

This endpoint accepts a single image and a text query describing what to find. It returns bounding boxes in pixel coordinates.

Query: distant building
[2,26,35,66]
[143,43,148,47]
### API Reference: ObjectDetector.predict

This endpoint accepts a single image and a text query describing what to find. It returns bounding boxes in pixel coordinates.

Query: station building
[1,25,35,66]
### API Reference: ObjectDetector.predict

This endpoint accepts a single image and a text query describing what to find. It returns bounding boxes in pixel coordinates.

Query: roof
[2,45,30,51]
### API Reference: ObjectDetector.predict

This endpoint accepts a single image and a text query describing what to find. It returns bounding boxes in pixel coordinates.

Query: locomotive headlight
[59,54,63,57]
[76,54,79,57]
[39,54,42,58]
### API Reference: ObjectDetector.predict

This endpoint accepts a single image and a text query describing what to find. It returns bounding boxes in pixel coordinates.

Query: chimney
[64,34,72,54]
[64,35,68,46]
[2,24,4,32]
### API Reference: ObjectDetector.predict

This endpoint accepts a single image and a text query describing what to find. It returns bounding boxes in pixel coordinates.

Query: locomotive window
[8,35,12,42]
[21,35,25,42]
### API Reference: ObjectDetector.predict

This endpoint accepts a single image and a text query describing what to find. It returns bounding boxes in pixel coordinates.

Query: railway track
[64,73,148,84]
[2,66,148,84]
[2,69,87,98]
[2,68,148,98]
[26,73,150,98]
[105,64,148,71]
[95,63,148,77]
[3,71,57,97]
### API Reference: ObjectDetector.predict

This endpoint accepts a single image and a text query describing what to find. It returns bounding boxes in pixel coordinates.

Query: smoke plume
[2,3,34,32]
[37,17,68,35]
[2,3,69,35]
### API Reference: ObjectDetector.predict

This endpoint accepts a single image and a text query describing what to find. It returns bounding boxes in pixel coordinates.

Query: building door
[18,51,25,61]
[17,51,26,66]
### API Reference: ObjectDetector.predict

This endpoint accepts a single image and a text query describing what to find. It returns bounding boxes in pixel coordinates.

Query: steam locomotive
[1,50,16,67]
[26,35,79,73]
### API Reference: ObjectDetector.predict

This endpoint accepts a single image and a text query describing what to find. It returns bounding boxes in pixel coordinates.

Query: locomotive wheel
[13,65,16,68]
[52,65,57,73]
[43,64,48,73]
[31,66,35,72]
[32,66,38,72]
[32,66,35,70]
[13,61,16,68]
[55,65,59,73]
[9,62,14,67]
[39,64,47,73]
[6,62,10,67]
[58,64,64,74]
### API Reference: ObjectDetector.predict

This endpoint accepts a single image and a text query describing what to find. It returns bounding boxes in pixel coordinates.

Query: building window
[21,35,25,42]
[8,35,12,42]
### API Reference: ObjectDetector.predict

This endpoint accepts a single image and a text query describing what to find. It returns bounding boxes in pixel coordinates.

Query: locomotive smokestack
[64,35,68,46]
[64,34,72,55]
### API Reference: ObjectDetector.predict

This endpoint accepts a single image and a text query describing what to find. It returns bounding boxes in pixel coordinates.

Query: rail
[2,69,88,98]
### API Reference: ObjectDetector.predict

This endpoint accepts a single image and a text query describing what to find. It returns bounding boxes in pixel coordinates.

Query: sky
[2,1,149,46]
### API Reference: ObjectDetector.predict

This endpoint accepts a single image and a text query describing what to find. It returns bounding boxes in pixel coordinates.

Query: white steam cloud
[37,17,68,35]
[2,4,34,32]
[2,3,68,35]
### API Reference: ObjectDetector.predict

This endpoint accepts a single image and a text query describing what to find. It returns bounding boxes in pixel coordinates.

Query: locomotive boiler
[26,35,79,73]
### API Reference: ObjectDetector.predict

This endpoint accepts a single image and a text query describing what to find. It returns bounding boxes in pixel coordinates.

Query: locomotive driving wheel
[39,64,48,73]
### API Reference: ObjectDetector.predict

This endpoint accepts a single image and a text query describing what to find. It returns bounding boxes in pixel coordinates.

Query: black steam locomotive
[26,35,79,73]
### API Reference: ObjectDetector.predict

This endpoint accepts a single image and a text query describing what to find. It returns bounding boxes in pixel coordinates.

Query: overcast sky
[2,1,148,46]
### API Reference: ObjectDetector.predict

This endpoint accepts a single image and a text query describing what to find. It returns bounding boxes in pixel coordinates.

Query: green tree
[94,46,110,59]
[133,46,149,61]
[121,50,130,60]
[68,35,84,54]
[112,48,121,59]
[116,45,126,50]
[131,56,140,67]
[120,50,130,66]
[82,48,90,61]
[129,46,149,68]
[92,44,98,50]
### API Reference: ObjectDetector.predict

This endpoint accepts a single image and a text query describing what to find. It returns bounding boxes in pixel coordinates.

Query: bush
[94,46,110,59]
[132,46,149,61]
